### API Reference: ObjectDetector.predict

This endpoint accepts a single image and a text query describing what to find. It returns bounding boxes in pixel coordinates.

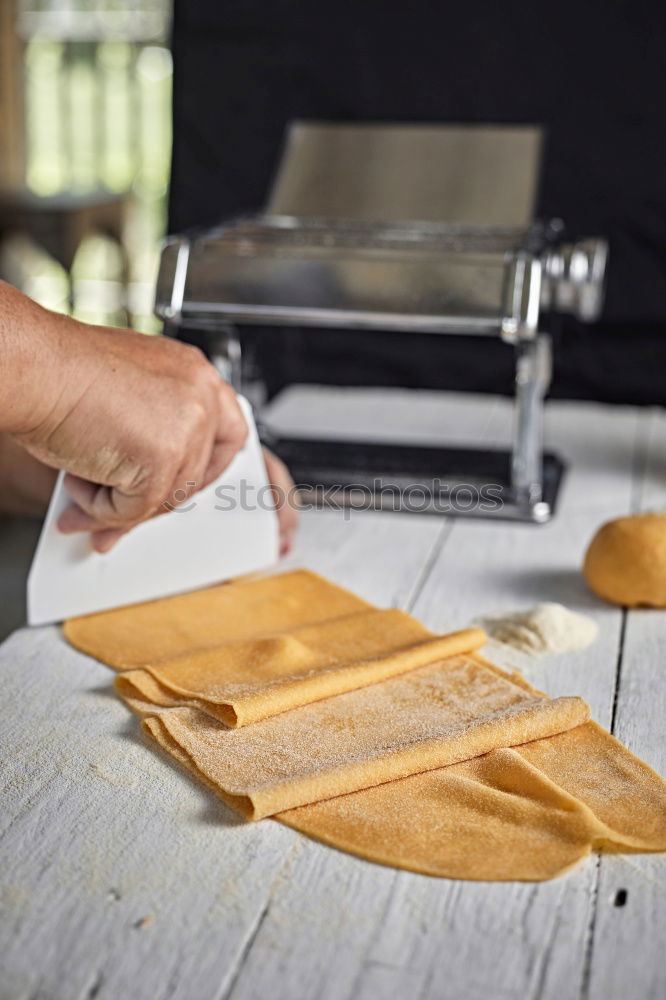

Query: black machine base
[268,436,566,523]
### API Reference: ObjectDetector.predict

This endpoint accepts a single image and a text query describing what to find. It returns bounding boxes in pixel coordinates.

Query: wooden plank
[585,609,666,1000]
[228,840,401,1000]
[412,399,642,716]
[0,497,443,999]
[228,398,643,1000]
[344,401,645,1000]
[0,388,475,999]
[0,626,296,1000]
[2,392,660,1000]
[221,389,508,1000]
[634,405,666,514]
[585,406,666,1000]
[281,505,448,612]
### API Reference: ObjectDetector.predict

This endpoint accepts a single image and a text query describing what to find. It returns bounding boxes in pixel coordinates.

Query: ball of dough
[583,513,666,607]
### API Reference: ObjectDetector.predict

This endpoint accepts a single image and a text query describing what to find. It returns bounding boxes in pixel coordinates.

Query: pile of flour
[479,603,598,655]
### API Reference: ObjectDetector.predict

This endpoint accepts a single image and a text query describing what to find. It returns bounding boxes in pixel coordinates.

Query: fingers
[57,492,128,553]
[91,527,126,553]
[58,464,168,529]
[57,381,249,543]
[52,336,297,564]
[59,445,301,562]
[211,381,248,474]
[262,448,300,556]
[57,473,163,534]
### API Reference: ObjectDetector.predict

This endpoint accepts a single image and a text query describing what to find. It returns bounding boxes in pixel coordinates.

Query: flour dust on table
[478,603,599,655]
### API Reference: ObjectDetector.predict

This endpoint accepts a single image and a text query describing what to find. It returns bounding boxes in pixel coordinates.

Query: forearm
[0,280,80,435]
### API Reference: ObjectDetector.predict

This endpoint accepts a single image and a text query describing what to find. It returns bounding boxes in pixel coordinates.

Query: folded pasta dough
[65,565,666,881]
[137,654,589,819]
[115,610,486,727]
[64,570,371,668]
[279,721,666,881]
[65,565,486,727]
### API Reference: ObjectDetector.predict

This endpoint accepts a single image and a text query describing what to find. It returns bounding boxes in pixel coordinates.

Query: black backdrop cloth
[169,0,666,404]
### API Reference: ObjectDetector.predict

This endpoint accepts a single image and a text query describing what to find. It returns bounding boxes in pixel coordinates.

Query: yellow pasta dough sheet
[280,722,666,881]
[116,612,486,728]
[64,569,372,668]
[66,567,486,726]
[63,568,666,881]
[139,653,589,818]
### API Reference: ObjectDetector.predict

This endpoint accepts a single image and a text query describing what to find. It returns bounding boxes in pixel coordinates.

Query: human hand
[0,436,300,558]
[11,319,247,552]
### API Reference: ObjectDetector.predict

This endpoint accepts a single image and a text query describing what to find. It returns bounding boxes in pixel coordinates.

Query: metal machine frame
[155,124,608,522]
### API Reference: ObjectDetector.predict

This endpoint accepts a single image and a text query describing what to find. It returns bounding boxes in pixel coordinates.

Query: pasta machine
[155,123,607,522]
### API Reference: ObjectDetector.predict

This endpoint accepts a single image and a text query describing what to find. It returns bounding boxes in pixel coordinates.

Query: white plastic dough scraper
[27,395,280,625]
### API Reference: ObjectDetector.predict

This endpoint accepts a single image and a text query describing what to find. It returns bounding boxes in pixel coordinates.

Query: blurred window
[5,0,173,328]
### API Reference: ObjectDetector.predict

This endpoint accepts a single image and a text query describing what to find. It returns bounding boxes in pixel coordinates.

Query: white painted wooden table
[1,388,665,1000]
